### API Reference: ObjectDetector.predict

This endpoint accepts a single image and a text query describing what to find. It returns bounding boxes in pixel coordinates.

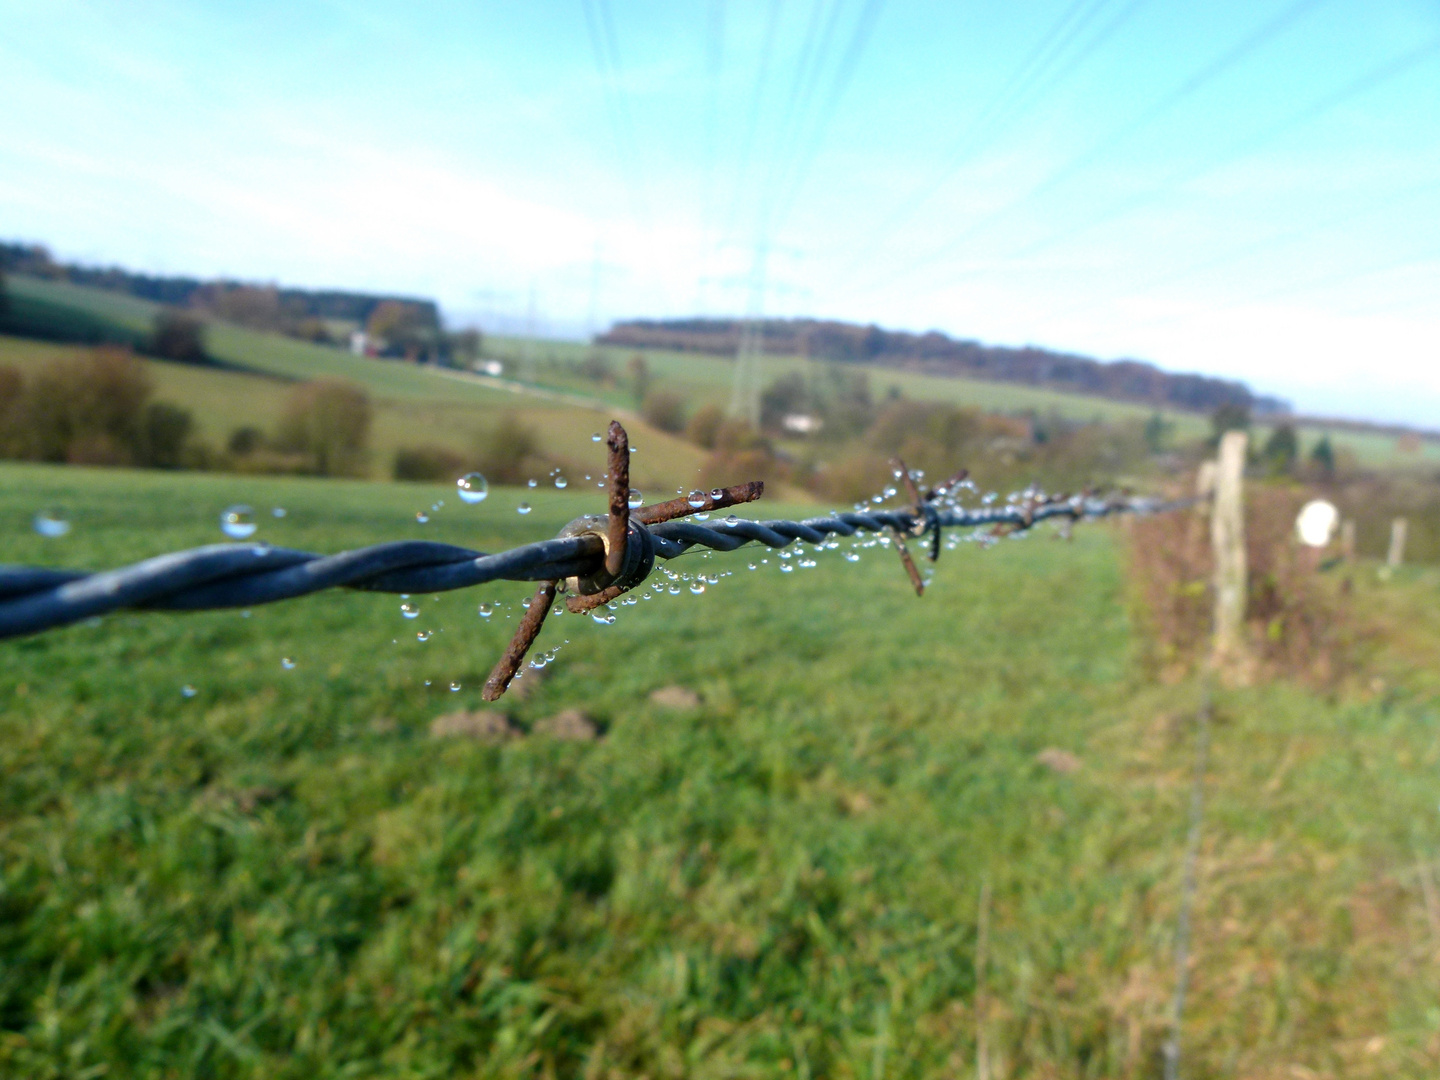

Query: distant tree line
[597,317,1290,416]
[0,241,443,355]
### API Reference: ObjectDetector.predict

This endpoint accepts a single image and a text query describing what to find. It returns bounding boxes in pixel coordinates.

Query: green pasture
[8,274,1436,473]
[1,463,1437,1077]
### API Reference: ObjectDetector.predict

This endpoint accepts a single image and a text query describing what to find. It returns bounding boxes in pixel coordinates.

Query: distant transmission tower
[728,320,763,427]
[728,246,768,427]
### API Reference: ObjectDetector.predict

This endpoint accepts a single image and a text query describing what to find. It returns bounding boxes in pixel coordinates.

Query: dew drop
[181,684,197,699]
[220,505,256,539]
[456,472,489,504]
[554,476,568,489]
[668,584,681,595]
[689,582,706,594]
[687,490,707,509]
[417,630,433,642]
[527,478,538,488]
[477,602,493,618]
[33,508,70,538]
[780,563,794,573]
[592,612,616,625]
[844,551,861,562]
[415,511,429,524]
[627,490,643,508]
[591,432,602,442]
[517,502,532,515]
[400,602,420,619]
[281,657,296,670]
[449,682,462,692]
[272,507,286,518]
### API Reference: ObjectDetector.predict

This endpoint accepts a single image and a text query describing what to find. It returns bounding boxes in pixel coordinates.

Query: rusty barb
[888,457,966,596]
[482,421,764,701]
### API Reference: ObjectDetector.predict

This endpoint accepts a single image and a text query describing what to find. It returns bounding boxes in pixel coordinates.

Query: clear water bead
[527,478,538,488]
[627,490,643,508]
[554,476,568,489]
[591,432,602,442]
[220,505,256,539]
[689,582,706,594]
[181,685,197,699]
[415,511,429,524]
[400,602,420,619]
[457,472,489,504]
[517,502,532,515]
[687,490,707,508]
[416,630,433,642]
[33,508,70,538]
[272,507,287,518]
[477,603,493,618]
[592,613,616,625]
[281,658,296,670]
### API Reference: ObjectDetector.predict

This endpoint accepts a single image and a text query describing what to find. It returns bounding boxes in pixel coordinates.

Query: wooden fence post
[1210,431,1247,673]
[1387,518,1408,569]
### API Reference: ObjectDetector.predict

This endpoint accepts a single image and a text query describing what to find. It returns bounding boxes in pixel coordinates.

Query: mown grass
[2,463,1438,1077]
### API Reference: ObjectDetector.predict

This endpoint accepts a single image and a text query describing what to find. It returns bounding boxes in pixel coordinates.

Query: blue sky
[2,0,1438,424]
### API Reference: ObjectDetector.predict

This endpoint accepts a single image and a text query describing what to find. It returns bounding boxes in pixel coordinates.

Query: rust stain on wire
[633,481,765,526]
[604,420,630,581]
[483,579,558,701]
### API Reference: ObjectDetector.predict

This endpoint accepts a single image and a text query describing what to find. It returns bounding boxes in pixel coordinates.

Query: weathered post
[1210,431,1248,672]
[1387,517,1408,569]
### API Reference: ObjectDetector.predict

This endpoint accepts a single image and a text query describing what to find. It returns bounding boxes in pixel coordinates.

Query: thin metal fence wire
[0,419,1190,698]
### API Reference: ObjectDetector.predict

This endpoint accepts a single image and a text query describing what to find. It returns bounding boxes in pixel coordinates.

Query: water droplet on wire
[220,505,256,539]
[517,502,532,515]
[627,490,643,508]
[33,508,70,537]
[457,472,489,503]
[400,602,420,619]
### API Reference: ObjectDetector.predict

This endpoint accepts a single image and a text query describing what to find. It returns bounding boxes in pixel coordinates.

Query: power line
[831,0,1151,284]
[580,0,650,228]
[696,0,727,312]
[850,0,1332,300]
[768,0,888,238]
[1005,34,1440,262]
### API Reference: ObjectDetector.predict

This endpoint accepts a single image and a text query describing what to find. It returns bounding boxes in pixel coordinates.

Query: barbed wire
[0,420,1189,699]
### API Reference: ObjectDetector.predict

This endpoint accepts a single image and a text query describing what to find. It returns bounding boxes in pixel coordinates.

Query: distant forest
[599,317,1290,415]
[0,242,441,334]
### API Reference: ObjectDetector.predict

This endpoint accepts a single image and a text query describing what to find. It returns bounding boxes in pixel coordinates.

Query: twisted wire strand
[0,496,1175,640]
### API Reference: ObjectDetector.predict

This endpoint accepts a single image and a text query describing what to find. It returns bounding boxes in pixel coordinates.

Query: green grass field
[2,463,1438,1077]
[13,274,1435,476]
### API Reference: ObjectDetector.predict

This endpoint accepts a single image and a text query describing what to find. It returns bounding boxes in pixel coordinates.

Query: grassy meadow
[11,274,1436,476]
[2,462,1439,1077]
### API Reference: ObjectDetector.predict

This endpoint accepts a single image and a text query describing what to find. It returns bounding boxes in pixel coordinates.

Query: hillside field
[1,462,1438,1077]
[9,274,1435,475]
